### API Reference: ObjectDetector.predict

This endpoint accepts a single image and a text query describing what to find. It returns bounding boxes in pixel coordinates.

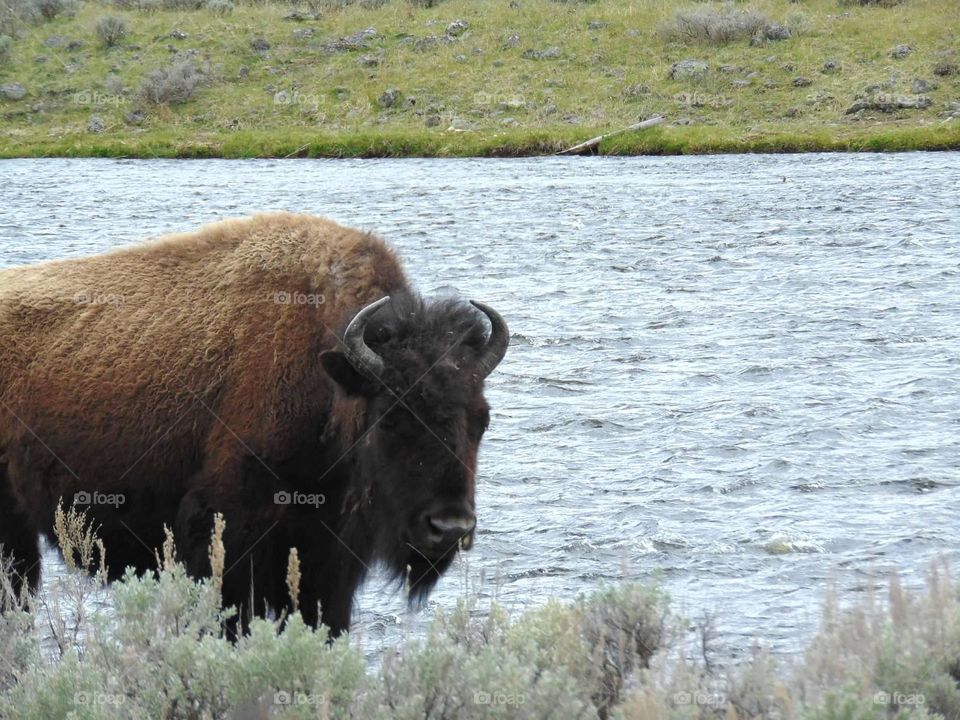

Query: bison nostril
[427,514,476,538]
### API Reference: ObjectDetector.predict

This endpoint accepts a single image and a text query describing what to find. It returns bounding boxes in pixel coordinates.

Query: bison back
[0,212,408,537]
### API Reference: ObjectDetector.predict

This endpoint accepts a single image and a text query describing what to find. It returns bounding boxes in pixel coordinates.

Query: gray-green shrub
[0,35,12,63]
[838,0,905,5]
[0,0,39,36]
[111,0,163,13]
[658,4,773,44]
[95,16,128,47]
[2,507,959,720]
[579,584,667,715]
[37,0,77,19]
[205,0,234,15]
[309,0,389,8]
[139,56,210,105]
[795,563,960,720]
[0,610,32,693]
[114,0,202,10]
[159,0,204,9]
[0,0,71,33]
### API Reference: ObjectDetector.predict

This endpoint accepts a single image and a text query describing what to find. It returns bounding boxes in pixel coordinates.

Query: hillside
[0,0,958,157]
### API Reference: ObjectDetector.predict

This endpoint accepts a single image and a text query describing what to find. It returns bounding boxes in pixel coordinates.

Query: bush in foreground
[1,504,958,719]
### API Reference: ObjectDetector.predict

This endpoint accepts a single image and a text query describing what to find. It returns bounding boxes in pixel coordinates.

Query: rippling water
[1,154,958,661]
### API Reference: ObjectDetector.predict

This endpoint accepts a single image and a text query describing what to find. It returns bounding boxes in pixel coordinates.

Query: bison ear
[320,351,375,396]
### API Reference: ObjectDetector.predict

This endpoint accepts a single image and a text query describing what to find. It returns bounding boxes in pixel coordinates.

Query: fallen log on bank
[557,115,665,156]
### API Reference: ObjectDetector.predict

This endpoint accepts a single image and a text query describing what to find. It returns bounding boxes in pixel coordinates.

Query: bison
[0,212,508,635]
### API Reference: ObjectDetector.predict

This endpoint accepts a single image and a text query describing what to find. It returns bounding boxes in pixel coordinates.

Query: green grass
[0,0,958,157]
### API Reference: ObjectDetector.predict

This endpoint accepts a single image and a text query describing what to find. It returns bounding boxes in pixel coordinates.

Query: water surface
[1,154,958,660]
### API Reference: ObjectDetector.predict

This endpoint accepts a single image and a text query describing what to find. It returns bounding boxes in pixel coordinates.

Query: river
[1,153,958,662]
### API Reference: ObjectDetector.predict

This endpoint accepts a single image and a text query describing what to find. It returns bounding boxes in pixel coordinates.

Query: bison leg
[174,484,288,639]
[173,461,364,639]
[0,456,41,603]
[297,557,357,638]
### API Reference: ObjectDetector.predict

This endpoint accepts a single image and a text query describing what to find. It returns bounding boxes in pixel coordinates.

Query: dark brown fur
[0,212,498,634]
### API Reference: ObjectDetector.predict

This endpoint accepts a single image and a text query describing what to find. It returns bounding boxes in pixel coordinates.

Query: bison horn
[470,301,509,378]
[343,296,390,380]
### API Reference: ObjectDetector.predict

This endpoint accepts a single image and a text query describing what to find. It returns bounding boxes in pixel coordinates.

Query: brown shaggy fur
[0,212,456,633]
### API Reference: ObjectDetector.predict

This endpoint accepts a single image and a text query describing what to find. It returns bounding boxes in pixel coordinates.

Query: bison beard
[0,212,508,637]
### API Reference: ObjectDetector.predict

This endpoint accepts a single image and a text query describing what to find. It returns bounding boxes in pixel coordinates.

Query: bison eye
[371,325,392,344]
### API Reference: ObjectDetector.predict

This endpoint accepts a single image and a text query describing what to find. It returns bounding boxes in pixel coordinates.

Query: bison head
[320,294,508,602]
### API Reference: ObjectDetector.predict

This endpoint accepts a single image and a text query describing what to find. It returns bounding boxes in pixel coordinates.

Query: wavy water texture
[0,154,958,661]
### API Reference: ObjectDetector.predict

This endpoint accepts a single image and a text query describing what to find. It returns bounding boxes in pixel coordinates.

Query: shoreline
[3,0,958,161]
[3,123,959,158]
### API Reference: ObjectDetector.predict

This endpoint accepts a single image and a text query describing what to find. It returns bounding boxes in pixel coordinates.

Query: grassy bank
[3,505,960,719]
[0,0,958,157]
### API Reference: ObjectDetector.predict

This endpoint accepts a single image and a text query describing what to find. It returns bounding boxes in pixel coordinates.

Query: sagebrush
[139,56,212,105]
[1,504,958,719]
[658,5,773,44]
[95,16,128,47]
